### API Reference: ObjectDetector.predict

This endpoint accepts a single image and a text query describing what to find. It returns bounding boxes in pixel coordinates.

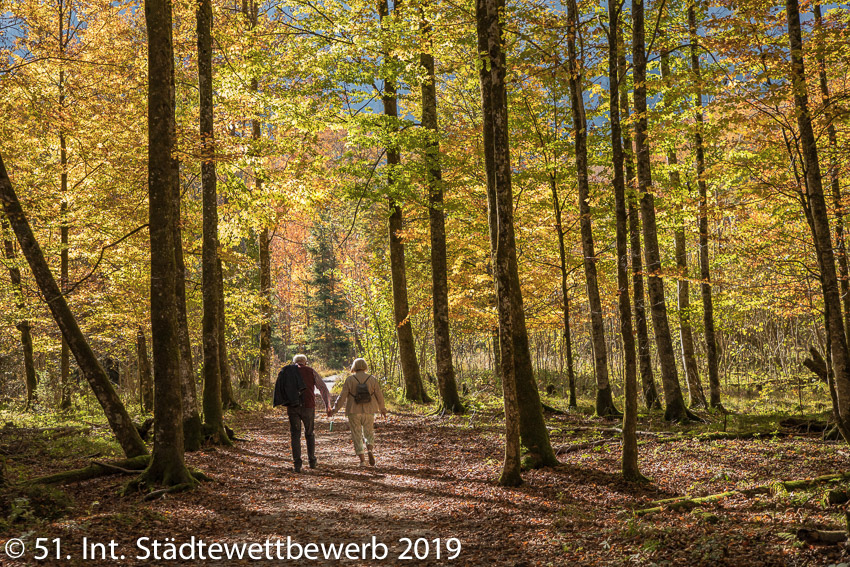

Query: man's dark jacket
[273,364,306,407]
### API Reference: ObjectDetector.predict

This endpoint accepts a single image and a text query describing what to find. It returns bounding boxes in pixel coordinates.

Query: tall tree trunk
[550,176,577,408]
[241,0,270,399]
[379,0,431,404]
[0,155,147,457]
[608,0,642,480]
[633,0,691,422]
[567,0,619,417]
[785,0,850,439]
[660,49,707,410]
[477,0,522,486]
[814,4,850,342]
[198,0,229,444]
[174,177,201,451]
[421,7,463,413]
[58,0,71,412]
[139,0,196,486]
[258,226,271,399]
[688,2,722,409]
[137,326,153,413]
[618,32,660,410]
[217,258,238,409]
[2,223,38,410]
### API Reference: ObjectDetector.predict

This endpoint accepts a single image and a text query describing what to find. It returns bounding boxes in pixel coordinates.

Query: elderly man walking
[274,354,331,472]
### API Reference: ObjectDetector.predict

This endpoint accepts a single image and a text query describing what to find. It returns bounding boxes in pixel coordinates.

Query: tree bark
[140,0,196,487]
[198,0,229,445]
[421,6,463,413]
[174,171,201,452]
[688,2,722,410]
[567,0,619,418]
[0,155,147,458]
[660,49,707,410]
[607,0,641,480]
[618,33,660,411]
[379,0,431,404]
[633,0,691,422]
[137,326,153,413]
[2,223,38,410]
[258,227,271,399]
[785,0,850,438]
[814,4,850,343]
[217,258,238,409]
[477,0,522,486]
[58,0,71,412]
[549,176,577,408]
[479,0,557,472]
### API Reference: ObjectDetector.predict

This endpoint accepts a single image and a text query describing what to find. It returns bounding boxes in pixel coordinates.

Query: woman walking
[331,358,386,466]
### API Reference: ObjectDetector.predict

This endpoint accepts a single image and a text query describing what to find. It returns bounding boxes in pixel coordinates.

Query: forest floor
[2,403,850,566]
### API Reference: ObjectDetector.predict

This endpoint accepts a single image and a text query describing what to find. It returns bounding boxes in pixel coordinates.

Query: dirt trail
[5,408,848,566]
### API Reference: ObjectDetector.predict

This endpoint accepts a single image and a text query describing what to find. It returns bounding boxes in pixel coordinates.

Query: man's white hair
[293,354,308,365]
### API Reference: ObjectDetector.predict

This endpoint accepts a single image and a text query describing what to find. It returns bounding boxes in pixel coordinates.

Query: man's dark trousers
[287,405,316,470]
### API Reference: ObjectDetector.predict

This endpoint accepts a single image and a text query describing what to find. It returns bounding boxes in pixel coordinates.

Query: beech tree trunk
[198,0,229,444]
[2,223,38,410]
[608,0,641,480]
[477,0,522,486]
[258,227,271,399]
[174,175,201,451]
[217,258,237,409]
[785,0,850,439]
[58,0,71,412]
[0,155,147,458]
[814,4,850,343]
[549,176,577,408]
[421,7,463,413]
[632,0,690,422]
[660,49,707,410]
[688,3,722,409]
[618,34,660,410]
[566,0,619,418]
[142,0,196,486]
[59,200,70,411]
[137,326,153,413]
[241,0,270,399]
[379,0,430,404]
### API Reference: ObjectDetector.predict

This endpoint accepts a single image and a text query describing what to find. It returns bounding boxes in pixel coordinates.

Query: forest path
[10,408,849,566]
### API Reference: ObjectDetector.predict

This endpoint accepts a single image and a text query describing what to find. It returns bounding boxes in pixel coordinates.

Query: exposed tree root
[540,402,568,415]
[634,472,850,516]
[796,528,847,545]
[142,482,196,501]
[31,455,150,485]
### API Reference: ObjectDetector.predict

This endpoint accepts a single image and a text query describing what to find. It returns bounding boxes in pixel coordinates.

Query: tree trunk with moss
[198,0,230,444]
[138,0,197,488]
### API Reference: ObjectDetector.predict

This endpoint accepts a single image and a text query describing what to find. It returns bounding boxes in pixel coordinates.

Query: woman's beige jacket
[332,371,387,415]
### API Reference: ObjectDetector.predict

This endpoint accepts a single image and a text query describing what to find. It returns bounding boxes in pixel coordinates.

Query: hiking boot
[309,459,317,469]
[294,464,302,473]
[368,452,375,466]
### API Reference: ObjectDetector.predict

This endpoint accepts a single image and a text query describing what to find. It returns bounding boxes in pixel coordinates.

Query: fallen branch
[30,455,149,485]
[634,471,850,517]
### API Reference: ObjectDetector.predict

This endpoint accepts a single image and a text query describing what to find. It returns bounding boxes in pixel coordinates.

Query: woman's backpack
[352,375,373,404]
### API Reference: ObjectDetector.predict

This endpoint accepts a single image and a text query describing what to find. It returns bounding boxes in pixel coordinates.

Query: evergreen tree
[306,212,351,368]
